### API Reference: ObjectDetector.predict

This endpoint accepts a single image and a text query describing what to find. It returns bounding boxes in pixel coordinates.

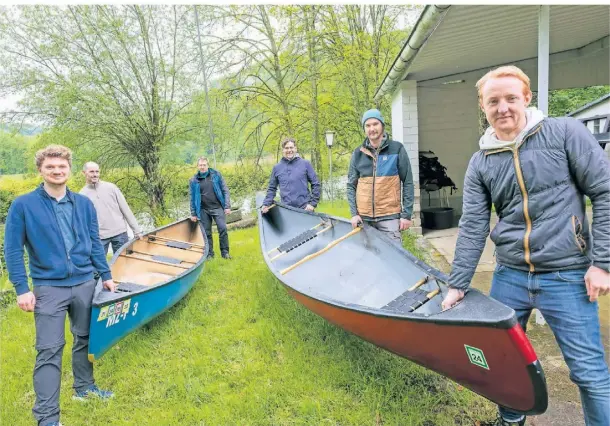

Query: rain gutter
[374,5,451,102]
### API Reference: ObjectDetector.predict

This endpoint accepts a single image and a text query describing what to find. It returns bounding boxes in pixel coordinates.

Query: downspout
[374,5,451,102]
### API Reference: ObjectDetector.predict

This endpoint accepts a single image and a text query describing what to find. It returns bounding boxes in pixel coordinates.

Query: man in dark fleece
[189,156,232,259]
[261,137,321,213]
[4,144,116,426]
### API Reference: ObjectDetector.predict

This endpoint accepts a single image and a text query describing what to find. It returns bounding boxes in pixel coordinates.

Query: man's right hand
[261,205,270,214]
[350,215,363,229]
[190,216,198,222]
[17,291,36,312]
[441,288,465,311]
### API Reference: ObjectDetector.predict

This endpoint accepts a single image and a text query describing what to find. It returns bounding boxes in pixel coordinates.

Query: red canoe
[257,197,547,414]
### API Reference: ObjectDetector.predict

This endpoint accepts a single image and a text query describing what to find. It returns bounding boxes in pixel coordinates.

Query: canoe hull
[257,197,547,414]
[286,286,546,413]
[88,261,204,361]
[88,218,207,361]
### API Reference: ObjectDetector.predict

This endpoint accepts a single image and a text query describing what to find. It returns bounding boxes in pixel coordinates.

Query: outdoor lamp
[325,130,334,148]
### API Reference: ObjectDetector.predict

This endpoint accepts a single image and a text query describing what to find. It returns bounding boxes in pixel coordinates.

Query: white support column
[535,5,550,326]
[537,5,550,115]
[391,80,421,234]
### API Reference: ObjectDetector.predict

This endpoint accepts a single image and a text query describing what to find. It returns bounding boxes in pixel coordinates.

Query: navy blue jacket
[4,185,112,296]
[189,169,231,219]
[263,156,321,209]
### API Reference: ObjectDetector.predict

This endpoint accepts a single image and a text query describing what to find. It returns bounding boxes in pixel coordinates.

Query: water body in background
[131,174,348,235]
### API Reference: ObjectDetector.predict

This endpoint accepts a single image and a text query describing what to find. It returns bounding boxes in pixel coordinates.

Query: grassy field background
[0,202,495,425]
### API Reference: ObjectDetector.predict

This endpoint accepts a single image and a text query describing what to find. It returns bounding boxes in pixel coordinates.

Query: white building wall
[572,98,610,119]
[416,78,481,215]
[392,80,422,233]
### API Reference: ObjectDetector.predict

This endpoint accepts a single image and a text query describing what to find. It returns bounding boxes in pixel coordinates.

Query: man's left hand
[103,280,117,292]
[305,204,315,212]
[585,265,610,302]
[224,208,231,215]
[399,218,412,231]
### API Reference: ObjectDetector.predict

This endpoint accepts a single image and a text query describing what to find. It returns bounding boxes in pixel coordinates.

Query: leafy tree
[0,5,211,220]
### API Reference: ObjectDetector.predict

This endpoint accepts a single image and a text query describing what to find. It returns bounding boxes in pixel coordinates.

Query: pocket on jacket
[571,215,586,253]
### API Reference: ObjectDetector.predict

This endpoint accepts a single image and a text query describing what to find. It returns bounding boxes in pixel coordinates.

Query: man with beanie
[441,65,610,426]
[346,108,414,245]
[189,157,232,259]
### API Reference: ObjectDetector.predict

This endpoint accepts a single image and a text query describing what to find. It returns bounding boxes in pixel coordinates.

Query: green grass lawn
[0,205,495,425]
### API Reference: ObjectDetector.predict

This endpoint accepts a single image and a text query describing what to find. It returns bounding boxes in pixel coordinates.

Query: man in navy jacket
[4,145,116,426]
[261,138,321,213]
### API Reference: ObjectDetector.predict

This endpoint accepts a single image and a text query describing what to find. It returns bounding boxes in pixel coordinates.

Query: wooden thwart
[120,254,191,269]
[409,276,429,292]
[149,235,205,250]
[280,227,361,275]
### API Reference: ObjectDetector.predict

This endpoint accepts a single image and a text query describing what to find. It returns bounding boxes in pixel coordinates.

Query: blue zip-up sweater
[4,184,112,296]
[189,168,231,219]
[263,156,321,209]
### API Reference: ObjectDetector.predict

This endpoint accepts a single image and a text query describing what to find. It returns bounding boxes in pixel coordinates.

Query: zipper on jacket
[512,148,535,272]
[46,194,73,277]
[372,151,377,218]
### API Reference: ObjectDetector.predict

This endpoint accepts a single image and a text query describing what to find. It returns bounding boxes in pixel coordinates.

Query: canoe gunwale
[92,217,208,308]
[258,200,517,329]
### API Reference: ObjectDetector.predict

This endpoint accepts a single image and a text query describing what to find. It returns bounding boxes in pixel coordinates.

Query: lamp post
[325,130,335,205]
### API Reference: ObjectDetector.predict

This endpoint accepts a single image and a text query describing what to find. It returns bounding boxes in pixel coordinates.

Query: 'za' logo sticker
[465,345,489,370]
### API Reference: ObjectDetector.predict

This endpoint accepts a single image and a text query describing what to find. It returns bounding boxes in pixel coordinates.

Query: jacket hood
[479,108,545,151]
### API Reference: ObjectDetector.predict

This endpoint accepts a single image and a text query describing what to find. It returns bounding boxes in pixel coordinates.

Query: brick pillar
[392,80,421,234]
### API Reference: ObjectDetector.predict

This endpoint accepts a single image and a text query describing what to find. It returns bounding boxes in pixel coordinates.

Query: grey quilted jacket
[449,117,610,290]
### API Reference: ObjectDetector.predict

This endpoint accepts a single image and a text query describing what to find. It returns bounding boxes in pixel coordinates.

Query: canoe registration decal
[98,299,134,327]
[465,345,489,370]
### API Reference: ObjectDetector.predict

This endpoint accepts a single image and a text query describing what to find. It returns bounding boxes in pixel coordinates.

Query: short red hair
[476,65,531,99]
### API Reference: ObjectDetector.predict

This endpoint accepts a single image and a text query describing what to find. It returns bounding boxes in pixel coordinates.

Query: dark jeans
[32,280,96,425]
[200,208,229,257]
[101,232,129,256]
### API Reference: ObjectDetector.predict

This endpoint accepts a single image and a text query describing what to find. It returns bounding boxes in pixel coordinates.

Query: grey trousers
[32,280,96,426]
[367,218,402,247]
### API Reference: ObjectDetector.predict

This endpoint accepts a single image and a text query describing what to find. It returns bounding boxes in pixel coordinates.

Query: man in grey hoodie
[442,65,610,426]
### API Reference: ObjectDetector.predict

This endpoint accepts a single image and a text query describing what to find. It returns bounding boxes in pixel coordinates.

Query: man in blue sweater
[4,145,116,426]
[261,138,321,213]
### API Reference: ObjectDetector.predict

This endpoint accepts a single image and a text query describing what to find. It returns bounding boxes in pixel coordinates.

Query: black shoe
[206,254,215,260]
[481,415,526,426]
[221,253,232,259]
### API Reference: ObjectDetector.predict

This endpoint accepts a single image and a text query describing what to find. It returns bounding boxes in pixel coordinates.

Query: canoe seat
[165,240,192,250]
[116,281,151,292]
[277,228,320,254]
[381,289,431,313]
[151,255,182,265]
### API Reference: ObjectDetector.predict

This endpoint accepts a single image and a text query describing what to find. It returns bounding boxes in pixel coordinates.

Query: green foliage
[0,226,495,425]
[548,86,610,117]
[0,132,31,175]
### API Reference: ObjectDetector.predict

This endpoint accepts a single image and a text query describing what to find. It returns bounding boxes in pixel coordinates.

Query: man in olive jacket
[442,65,610,426]
[347,109,414,244]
